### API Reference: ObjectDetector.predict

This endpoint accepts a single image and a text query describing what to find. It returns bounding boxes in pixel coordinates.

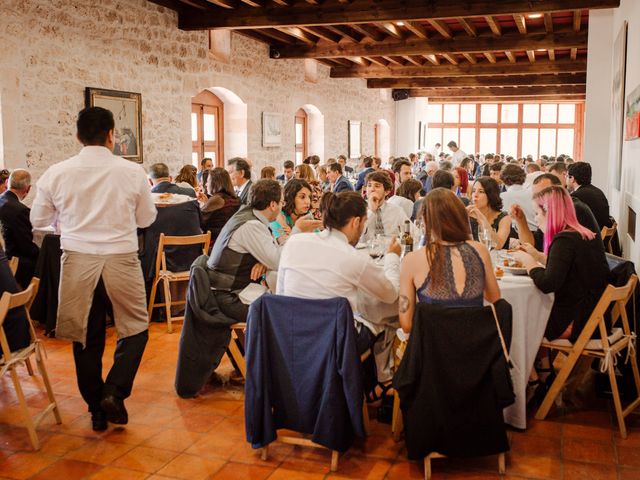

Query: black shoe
[100,395,128,425]
[91,410,108,432]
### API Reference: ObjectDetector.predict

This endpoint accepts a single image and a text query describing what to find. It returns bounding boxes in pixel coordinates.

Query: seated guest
[388,179,422,219]
[317,165,331,192]
[175,165,198,192]
[0,170,39,287]
[206,180,321,323]
[276,160,294,184]
[420,160,438,194]
[399,188,500,333]
[260,166,276,180]
[392,158,413,189]
[337,155,354,174]
[489,162,506,192]
[548,162,568,188]
[227,157,253,205]
[460,156,480,180]
[513,186,609,344]
[308,180,323,220]
[567,162,613,231]
[361,171,411,243]
[467,177,513,249]
[277,191,400,355]
[453,166,470,200]
[354,156,375,191]
[500,164,536,231]
[197,168,240,243]
[0,169,9,195]
[270,179,313,243]
[412,169,463,220]
[295,163,316,182]
[149,163,196,197]
[197,157,213,184]
[327,163,354,193]
[0,246,30,352]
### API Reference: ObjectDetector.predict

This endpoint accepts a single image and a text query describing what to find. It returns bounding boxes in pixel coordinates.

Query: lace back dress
[417,242,485,307]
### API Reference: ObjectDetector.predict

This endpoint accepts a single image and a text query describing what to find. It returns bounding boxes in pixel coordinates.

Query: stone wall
[0,0,395,182]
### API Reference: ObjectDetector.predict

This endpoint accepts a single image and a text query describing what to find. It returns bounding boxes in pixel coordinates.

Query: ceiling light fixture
[528,13,543,19]
[396,21,405,26]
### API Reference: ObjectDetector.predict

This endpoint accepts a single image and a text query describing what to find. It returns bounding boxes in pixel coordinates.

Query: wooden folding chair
[601,223,618,254]
[0,279,61,450]
[391,334,407,442]
[8,257,18,276]
[226,322,247,378]
[148,232,211,333]
[536,274,640,439]
[424,452,505,480]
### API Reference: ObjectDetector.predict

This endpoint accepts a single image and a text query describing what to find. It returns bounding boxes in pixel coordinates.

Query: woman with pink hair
[513,185,609,343]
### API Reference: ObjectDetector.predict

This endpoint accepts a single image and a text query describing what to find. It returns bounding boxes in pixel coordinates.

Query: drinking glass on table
[368,235,384,260]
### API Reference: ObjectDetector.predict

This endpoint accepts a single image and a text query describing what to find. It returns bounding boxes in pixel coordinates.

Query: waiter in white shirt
[30,107,157,432]
[447,140,467,166]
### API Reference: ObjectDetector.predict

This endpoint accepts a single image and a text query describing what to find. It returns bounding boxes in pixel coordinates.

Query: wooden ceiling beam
[544,13,554,32]
[505,51,516,63]
[330,58,587,78]
[513,14,527,34]
[402,55,423,66]
[404,21,429,39]
[367,73,587,89]
[483,52,497,63]
[269,31,587,59]
[350,24,386,41]
[461,53,477,64]
[173,0,620,30]
[485,16,502,36]
[423,54,440,65]
[526,50,536,62]
[376,22,404,39]
[299,26,342,43]
[323,24,361,42]
[457,18,477,37]
[276,26,317,44]
[442,53,458,65]
[207,0,236,8]
[424,95,585,102]
[428,19,452,39]
[405,85,586,98]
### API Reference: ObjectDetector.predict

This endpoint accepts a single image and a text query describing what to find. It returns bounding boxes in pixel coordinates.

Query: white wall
[395,97,429,157]
[585,0,640,265]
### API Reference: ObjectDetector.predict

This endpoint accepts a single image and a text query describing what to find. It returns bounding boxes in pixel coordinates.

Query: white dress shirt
[236,179,250,198]
[30,146,157,255]
[451,149,467,166]
[277,229,400,335]
[387,195,414,219]
[361,201,412,243]
[501,184,537,231]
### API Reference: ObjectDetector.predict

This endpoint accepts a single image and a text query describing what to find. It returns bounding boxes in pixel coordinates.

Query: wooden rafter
[350,24,386,41]
[367,73,587,89]
[425,95,585,102]
[485,16,502,36]
[405,85,586,98]
[484,52,497,63]
[269,31,587,59]
[299,26,342,43]
[462,53,477,64]
[428,19,452,39]
[505,51,516,63]
[171,0,619,30]
[404,21,428,39]
[457,17,477,37]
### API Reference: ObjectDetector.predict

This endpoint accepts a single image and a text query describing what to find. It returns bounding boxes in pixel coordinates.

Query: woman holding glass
[270,179,314,244]
[466,176,513,250]
[399,188,500,333]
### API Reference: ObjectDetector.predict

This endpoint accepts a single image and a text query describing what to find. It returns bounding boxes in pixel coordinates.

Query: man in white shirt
[447,140,466,166]
[227,157,252,204]
[500,164,536,231]
[361,171,412,243]
[430,143,441,159]
[30,107,157,432]
[278,191,401,384]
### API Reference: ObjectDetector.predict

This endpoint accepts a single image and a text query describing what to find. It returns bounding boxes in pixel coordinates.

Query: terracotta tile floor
[1,322,640,479]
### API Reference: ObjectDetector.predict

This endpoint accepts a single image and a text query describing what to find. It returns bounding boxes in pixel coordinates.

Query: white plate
[502,265,528,275]
[152,193,195,206]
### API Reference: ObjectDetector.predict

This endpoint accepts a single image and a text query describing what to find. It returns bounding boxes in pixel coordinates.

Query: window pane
[540,104,557,123]
[460,104,476,123]
[459,128,476,154]
[296,151,303,164]
[479,128,497,153]
[426,127,442,150]
[295,122,303,144]
[522,104,539,123]
[558,104,576,124]
[443,128,459,148]
[500,128,518,157]
[480,104,498,123]
[443,104,459,123]
[501,104,519,123]
[539,128,557,156]
[557,129,575,157]
[191,113,198,142]
[192,152,199,166]
[203,113,216,142]
[522,128,539,159]
[427,104,442,123]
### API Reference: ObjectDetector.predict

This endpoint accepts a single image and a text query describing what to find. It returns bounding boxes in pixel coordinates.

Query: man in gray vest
[207,179,321,322]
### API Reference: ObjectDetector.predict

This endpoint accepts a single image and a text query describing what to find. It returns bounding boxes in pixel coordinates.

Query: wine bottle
[400,220,413,258]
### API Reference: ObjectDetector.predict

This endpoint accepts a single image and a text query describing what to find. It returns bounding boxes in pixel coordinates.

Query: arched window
[192,90,224,167]
[295,108,308,164]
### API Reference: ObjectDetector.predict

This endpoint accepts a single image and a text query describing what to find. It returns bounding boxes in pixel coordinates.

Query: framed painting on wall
[610,21,628,190]
[85,87,143,163]
[625,84,640,141]
[262,112,282,147]
[348,120,361,159]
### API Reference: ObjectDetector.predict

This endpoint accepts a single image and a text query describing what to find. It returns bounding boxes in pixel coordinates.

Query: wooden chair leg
[607,358,628,439]
[261,445,268,461]
[10,367,39,450]
[36,346,61,424]
[227,334,246,378]
[391,391,402,442]
[498,452,506,474]
[424,455,431,480]
[330,450,339,472]
[362,398,369,435]
[536,347,582,420]
[161,277,173,333]
[25,358,34,376]
[147,278,159,319]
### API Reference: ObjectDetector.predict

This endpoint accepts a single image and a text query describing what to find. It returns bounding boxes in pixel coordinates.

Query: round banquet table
[495,274,554,429]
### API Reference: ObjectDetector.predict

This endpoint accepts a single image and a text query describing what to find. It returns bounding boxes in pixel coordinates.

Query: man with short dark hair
[362,171,412,242]
[227,157,253,204]
[0,169,39,287]
[30,107,157,431]
[337,155,354,174]
[447,140,466,166]
[392,158,412,187]
[500,164,535,230]
[568,162,612,231]
[197,157,213,183]
[148,163,196,197]
[327,163,354,193]
[355,156,374,191]
[277,160,295,184]
[548,162,568,188]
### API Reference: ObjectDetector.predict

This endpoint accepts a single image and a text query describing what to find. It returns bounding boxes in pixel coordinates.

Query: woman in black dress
[197,168,241,244]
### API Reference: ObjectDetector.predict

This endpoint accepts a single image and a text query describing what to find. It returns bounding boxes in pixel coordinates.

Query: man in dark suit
[327,163,354,193]
[568,162,613,231]
[337,155,354,175]
[227,157,253,205]
[0,170,39,287]
[354,156,375,191]
[276,160,295,184]
[148,163,196,197]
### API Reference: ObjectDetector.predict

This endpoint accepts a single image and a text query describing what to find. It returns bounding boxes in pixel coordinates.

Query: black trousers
[72,288,148,413]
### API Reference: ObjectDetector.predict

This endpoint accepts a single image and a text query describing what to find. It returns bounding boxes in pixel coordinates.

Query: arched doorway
[298,104,324,161]
[295,108,307,164]
[191,90,223,167]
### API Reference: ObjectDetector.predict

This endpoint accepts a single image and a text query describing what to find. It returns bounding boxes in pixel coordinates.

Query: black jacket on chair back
[393,300,512,460]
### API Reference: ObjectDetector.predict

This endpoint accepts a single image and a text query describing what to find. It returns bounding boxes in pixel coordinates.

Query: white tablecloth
[498,275,554,429]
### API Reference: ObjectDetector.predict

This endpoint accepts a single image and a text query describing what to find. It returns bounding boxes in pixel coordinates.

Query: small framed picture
[348,120,361,159]
[262,112,282,147]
